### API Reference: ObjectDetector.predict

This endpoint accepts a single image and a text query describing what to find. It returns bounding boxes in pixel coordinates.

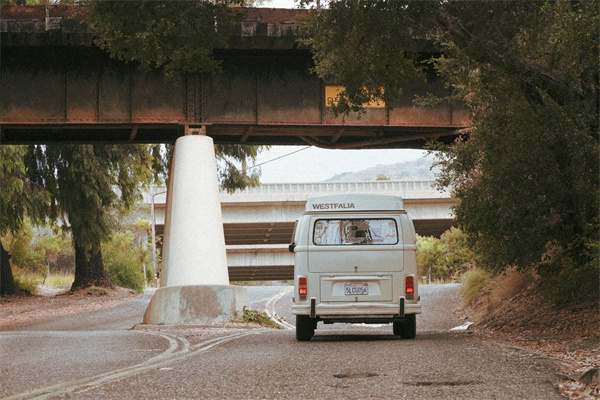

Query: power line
[243,146,311,171]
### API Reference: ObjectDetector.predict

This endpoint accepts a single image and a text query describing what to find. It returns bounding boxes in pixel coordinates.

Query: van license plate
[345,283,369,295]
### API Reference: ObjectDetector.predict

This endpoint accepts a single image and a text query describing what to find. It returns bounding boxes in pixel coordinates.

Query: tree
[0,146,50,295]
[26,144,160,290]
[22,140,263,291]
[2,2,269,293]
[103,231,147,293]
[417,228,477,282]
[300,0,433,115]
[215,144,262,194]
[2,219,39,272]
[87,1,267,193]
[432,2,599,301]
[88,0,243,80]
[302,1,599,301]
[416,235,446,282]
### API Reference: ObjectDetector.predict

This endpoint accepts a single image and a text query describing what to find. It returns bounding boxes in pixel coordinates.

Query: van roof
[305,194,404,213]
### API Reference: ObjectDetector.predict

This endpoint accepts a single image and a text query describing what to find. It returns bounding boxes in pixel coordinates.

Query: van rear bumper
[292,301,421,319]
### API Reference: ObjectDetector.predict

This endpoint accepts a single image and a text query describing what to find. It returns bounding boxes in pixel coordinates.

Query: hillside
[324,155,437,182]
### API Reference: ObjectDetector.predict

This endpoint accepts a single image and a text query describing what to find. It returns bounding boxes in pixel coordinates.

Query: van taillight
[405,276,414,300]
[298,277,308,300]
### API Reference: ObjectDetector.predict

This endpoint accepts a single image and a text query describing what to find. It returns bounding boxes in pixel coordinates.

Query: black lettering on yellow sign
[324,86,385,109]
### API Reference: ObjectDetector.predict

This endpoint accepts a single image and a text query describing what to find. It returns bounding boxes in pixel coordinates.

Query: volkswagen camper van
[289,194,421,341]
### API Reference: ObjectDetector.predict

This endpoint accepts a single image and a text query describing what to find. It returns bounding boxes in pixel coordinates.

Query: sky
[245,0,429,183]
[262,0,301,8]
[249,146,429,183]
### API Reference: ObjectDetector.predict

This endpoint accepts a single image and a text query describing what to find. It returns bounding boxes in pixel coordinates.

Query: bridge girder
[1,6,470,148]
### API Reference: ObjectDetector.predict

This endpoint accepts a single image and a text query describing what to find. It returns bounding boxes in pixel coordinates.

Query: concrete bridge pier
[143,135,249,325]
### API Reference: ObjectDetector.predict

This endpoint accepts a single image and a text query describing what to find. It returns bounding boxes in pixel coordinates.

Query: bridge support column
[144,135,248,325]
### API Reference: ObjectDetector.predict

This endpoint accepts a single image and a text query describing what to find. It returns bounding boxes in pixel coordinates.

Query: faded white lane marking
[265,286,295,330]
[7,331,258,400]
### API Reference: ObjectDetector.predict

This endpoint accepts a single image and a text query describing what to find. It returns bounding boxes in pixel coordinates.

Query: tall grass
[10,269,74,295]
[489,267,532,304]
[460,268,490,305]
[12,268,41,295]
[44,271,74,286]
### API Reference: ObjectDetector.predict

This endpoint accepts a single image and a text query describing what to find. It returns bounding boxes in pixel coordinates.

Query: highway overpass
[149,180,455,281]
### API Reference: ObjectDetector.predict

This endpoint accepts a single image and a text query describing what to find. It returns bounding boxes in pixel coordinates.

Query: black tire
[296,315,315,341]
[393,314,416,339]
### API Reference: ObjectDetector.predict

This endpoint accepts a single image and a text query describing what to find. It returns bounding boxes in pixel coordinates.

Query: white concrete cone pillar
[143,135,249,325]
[161,135,228,287]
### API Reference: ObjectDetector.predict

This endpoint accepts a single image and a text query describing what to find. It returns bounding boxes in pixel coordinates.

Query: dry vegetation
[463,268,599,399]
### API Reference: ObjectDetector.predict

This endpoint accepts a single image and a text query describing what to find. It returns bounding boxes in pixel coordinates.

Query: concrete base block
[143,285,249,325]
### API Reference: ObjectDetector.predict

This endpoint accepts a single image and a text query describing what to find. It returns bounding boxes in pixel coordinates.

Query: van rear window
[313,219,398,245]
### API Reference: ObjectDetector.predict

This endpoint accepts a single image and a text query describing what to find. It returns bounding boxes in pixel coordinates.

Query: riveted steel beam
[1,6,470,148]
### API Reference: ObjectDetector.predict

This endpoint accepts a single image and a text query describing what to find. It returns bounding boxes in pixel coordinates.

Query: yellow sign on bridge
[325,86,385,109]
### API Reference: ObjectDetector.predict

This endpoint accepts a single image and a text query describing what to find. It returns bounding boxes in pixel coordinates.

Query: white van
[289,194,421,341]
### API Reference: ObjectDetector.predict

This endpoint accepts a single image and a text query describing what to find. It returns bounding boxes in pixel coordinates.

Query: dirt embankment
[463,270,599,399]
[0,286,138,329]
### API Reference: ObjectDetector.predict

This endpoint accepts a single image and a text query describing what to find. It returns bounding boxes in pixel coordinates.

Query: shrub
[104,256,144,293]
[12,267,40,295]
[460,268,490,305]
[417,235,446,281]
[2,220,44,274]
[417,228,479,283]
[537,240,599,304]
[236,307,282,329]
[102,232,145,293]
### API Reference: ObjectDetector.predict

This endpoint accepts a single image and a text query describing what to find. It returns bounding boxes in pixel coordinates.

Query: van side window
[313,219,398,245]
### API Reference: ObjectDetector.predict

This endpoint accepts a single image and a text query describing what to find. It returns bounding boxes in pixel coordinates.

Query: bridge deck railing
[146,180,449,204]
[235,180,437,194]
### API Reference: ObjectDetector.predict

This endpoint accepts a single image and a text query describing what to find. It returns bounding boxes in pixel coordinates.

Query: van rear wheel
[296,315,315,341]
[393,314,416,339]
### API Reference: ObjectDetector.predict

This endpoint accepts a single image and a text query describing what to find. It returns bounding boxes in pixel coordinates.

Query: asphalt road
[0,284,564,399]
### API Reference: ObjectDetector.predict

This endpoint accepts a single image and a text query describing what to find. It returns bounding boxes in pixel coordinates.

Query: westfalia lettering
[312,203,356,210]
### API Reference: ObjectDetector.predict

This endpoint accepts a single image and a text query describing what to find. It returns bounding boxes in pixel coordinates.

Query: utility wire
[243,146,311,172]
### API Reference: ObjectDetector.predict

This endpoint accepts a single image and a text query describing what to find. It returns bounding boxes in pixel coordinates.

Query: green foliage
[103,257,144,293]
[102,231,147,293]
[110,202,154,284]
[25,144,162,289]
[416,235,446,281]
[0,146,49,236]
[12,267,41,296]
[431,3,599,296]
[236,306,282,329]
[441,228,478,275]
[460,268,490,306]
[537,240,599,303]
[417,228,477,282]
[215,144,264,194]
[300,0,430,115]
[0,146,27,235]
[33,229,73,273]
[88,0,243,79]
[1,220,39,272]
[303,1,599,303]
[1,222,74,276]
